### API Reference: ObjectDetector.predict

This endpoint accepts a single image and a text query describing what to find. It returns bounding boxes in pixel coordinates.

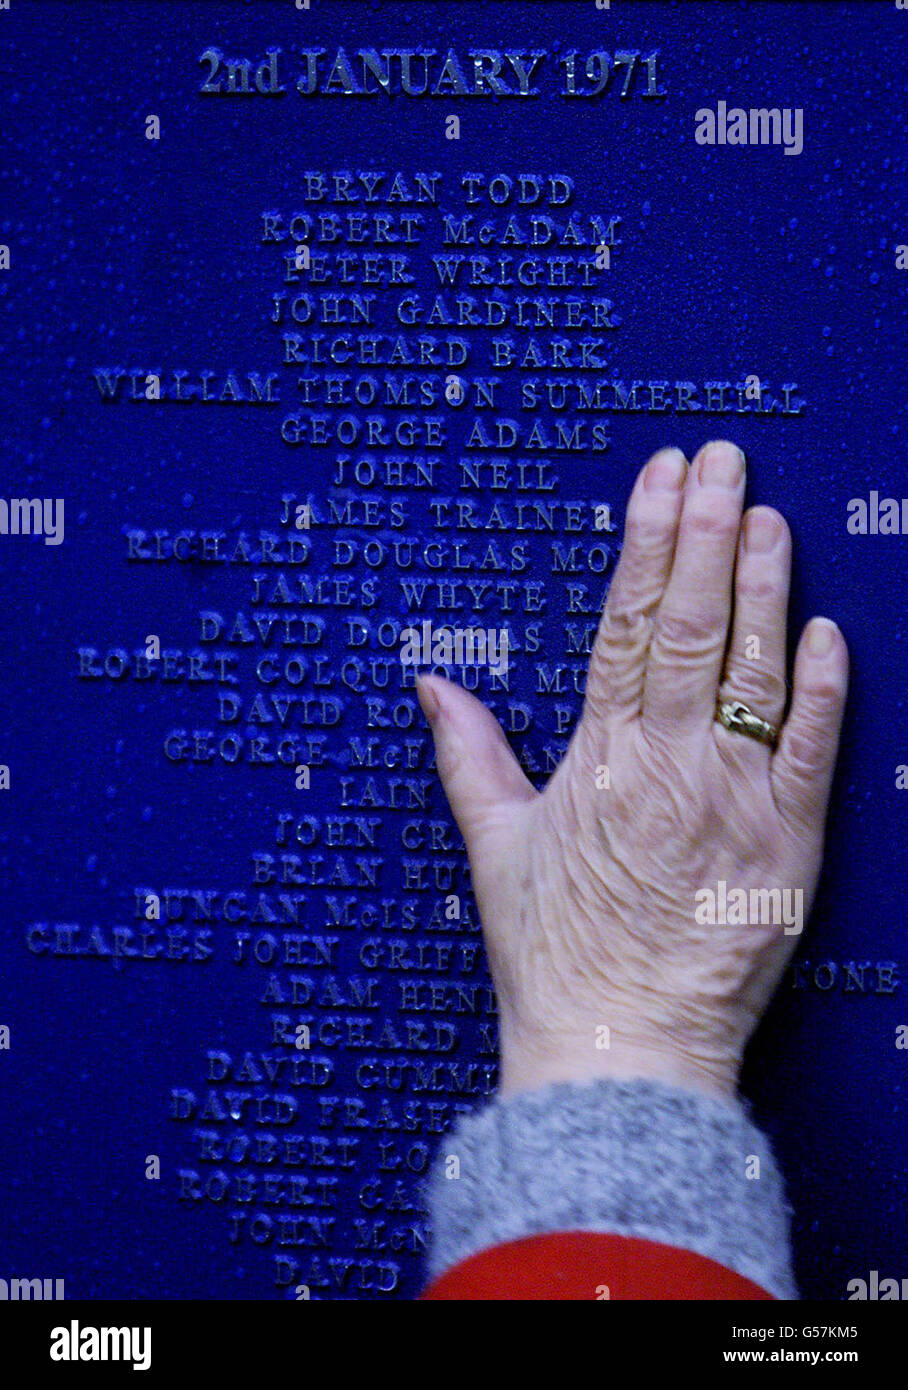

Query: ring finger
[716,506,791,748]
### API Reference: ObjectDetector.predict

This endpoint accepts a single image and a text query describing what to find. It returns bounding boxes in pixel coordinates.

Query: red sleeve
[422,1231,775,1300]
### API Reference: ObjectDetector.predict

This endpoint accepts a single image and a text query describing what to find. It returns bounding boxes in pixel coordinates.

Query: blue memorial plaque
[0,0,906,1302]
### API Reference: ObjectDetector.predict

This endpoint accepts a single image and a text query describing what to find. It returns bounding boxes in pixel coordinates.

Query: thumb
[416,674,537,844]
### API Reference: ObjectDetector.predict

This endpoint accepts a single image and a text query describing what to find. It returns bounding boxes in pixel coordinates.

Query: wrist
[497,1019,741,1101]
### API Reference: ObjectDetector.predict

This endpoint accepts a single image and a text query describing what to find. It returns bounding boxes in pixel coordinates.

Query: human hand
[417,442,848,1099]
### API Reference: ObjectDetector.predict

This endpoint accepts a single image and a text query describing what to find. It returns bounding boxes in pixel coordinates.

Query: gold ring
[716,699,778,748]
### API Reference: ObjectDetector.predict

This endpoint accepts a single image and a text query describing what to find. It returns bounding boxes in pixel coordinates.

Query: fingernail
[806,619,837,657]
[699,441,745,488]
[644,448,687,491]
[743,508,782,553]
[416,676,440,721]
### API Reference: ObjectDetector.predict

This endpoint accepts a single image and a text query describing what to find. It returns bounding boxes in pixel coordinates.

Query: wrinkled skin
[417,442,848,1098]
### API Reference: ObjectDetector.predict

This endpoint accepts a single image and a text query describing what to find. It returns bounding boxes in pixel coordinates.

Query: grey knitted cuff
[426,1077,796,1299]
